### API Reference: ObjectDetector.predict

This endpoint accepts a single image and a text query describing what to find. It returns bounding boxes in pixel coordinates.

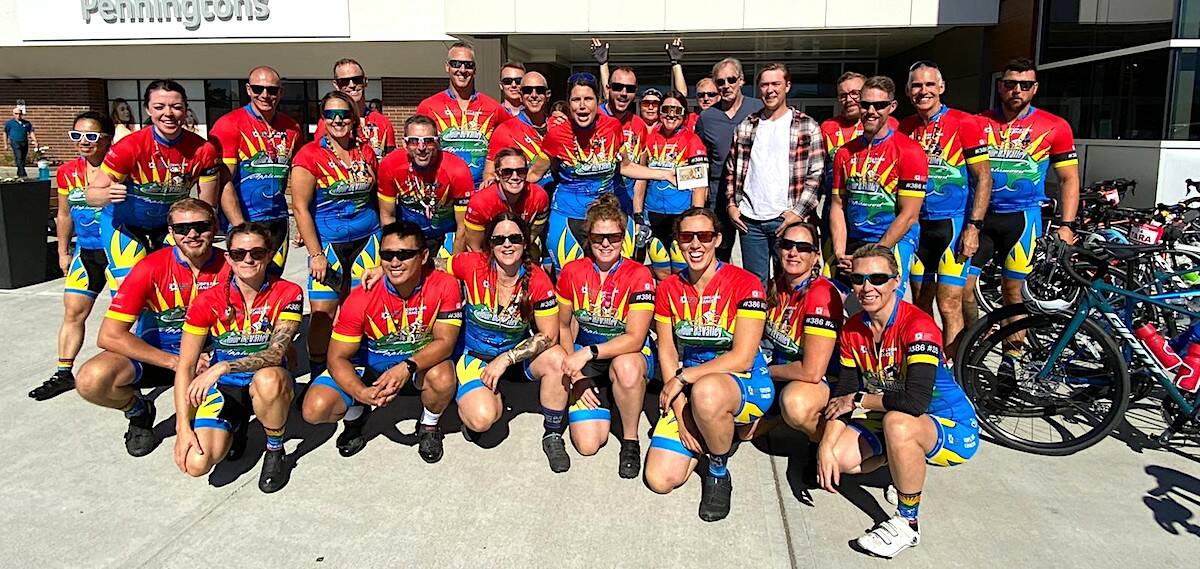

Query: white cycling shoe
[856,515,920,558]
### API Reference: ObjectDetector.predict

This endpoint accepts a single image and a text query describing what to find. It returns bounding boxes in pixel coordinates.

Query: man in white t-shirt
[724,63,825,288]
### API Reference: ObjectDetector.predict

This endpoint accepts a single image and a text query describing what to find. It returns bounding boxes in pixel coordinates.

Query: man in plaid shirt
[724,63,825,289]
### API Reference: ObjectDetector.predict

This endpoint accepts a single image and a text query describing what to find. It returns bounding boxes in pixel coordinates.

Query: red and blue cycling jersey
[100,127,220,229]
[182,275,304,387]
[445,251,557,359]
[899,106,988,221]
[330,269,463,374]
[208,104,302,222]
[291,137,380,243]
[57,157,104,250]
[654,263,768,369]
[601,109,648,203]
[377,149,474,238]
[556,257,655,346]
[464,182,549,233]
[765,276,843,366]
[642,126,707,215]
[541,114,625,219]
[487,111,555,188]
[820,116,898,194]
[105,246,228,354]
[977,106,1078,214]
[832,129,928,243]
[416,89,510,187]
[315,108,396,158]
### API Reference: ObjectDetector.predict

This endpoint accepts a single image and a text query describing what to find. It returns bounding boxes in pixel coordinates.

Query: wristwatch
[403,359,418,377]
[674,371,689,385]
[966,219,984,229]
[588,345,600,360]
[852,391,865,410]
[1061,220,1079,231]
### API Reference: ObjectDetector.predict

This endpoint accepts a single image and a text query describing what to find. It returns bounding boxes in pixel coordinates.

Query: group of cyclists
[27,36,1082,559]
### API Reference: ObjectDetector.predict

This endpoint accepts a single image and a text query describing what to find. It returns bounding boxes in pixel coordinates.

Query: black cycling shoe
[258,449,291,493]
[29,370,76,401]
[699,473,733,522]
[417,424,445,464]
[124,399,159,458]
[801,446,819,488]
[336,408,371,457]
[226,421,248,461]
[542,432,571,473]
[461,423,480,443]
[618,439,641,479]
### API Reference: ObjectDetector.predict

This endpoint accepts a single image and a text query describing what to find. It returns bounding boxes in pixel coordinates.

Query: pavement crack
[769,454,800,569]
[129,474,257,569]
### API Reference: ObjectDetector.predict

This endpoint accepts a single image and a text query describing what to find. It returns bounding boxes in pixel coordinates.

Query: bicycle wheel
[954,302,1030,379]
[959,312,1130,455]
[973,262,1004,314]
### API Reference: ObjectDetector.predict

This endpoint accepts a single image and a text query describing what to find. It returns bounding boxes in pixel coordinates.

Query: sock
[264,425,285,452]
[542,407,565,435]
[122,395,148,420]
[620,439,640,450]
[344,405,365,422]
[57,358,74,373]
[708,451,730,478]
[420,407,442,427]
[897,490,922,530]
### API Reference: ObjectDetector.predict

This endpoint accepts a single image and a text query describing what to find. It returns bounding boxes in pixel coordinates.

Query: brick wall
[0,79,108,164]
[382,77,444,132]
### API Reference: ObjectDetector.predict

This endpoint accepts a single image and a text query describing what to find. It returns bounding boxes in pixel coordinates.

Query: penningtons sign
[80,0,272,32]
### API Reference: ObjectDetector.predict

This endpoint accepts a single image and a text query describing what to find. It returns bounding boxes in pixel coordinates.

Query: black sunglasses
[380,248,423,262]
[677,230,717,244]
[489,233,525,246]
[849,272,897,286]
[249,84,281,96]
[448,59,477,70]
[589,232,623,245]
[1000,79,1037,91]
[228,247,270,262]
[334,75,365,88]
[521,86,549,96]
[779,239,817,253]
[69,130,107,143]
[860,100,893,112]
[609,82,637,94]
[714,75,739,87]
[170,221,213,236]
[696,90,718,98]
[498,167,528,179]
[323,109,353,122]
[500,77,522,86]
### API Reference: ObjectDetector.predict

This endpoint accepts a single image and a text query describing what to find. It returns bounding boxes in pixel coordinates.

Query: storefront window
[1038,49,1169,140]
[1040,0,1174,63]
[1168,48,1200,140]
[1181,0,1200,38]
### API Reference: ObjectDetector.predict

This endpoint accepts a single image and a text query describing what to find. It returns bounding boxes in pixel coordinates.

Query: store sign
[19,0,350,41]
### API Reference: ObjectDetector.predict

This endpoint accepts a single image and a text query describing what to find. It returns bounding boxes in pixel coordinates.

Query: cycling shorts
[65,247,111,298]
[129,360,175,388]
[193,383,252,433]
[261,217,290,274]
[309,365,424,411]
[647,212,684,273]
[648,363,775,459]
[567,344,654,425]
[547,213,634,272]
[101,220,168,291]
[970,209,1042,281]
[308,233,380,302]
[454,351,535,401]
[836,237,917,299]
[911,217,970,287]
[843,411,979,467]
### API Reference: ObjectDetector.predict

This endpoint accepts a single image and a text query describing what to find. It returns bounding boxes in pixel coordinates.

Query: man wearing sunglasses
[590,38,650,211]
[416,41,510,189]
[695,57,763,263]
[968,57,1079,324]
[74,199,227,458]
[314,58,396,157]
[209,66,301,273]
[690,77,717,131]
[377,115,474,257]
[484,71,555,190]
[499,61,526,117]
[4,107,37,178]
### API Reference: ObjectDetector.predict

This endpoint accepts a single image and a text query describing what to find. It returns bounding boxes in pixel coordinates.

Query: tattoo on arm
[505,333,551,365]
[224,320,300,373]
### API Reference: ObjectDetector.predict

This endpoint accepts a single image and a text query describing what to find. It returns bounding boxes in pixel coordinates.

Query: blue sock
[542,407,565,435]
[708,452,730,478]
[123,395,147,419]
[264,426,285,452]
[897,490,922,529]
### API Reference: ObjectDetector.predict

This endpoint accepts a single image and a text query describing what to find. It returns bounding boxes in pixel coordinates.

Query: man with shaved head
[209,65,302,272]
[483,71,554,190]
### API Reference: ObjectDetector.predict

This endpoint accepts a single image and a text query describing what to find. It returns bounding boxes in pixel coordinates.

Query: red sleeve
[529,268,558,318]
[376,153,400,201]
[196,142,221,178]
[528,184,550,223]
[1049,116,1079,167]
[627,265,656,311]
[291,144,317,176]
[330,288,369,343]
[686,133,708,163]
[105,258,155,322]
[208,115,241,163]
[838,327,856,366]
[362,144,379,173]
[540,125,565,160]
[278,282,304,323]
[449,157,475,204]
[101,134,138,182]
[903,314,945,367]
[55,165,71,194]
[445,251,482,280]
[897,140,928,199]
[182,286,220,336]
[831,147,849,195]
[314,117,328,140]
[735,276,768,319]
[654,279,674,323]
[959,114,989,164]
[554,261,576,304]
[464,188,493,230]
[382,117,396,149]
[487,122,512,160]
[801,280,842,339]
[415,98,436,121]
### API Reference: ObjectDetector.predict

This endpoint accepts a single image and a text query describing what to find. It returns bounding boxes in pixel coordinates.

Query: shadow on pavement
[1144,464,1200,538]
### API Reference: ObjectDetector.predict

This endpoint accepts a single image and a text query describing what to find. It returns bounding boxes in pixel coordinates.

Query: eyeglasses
[68,131,107,143]
[228,247,270,262]
[779,239,817,253]
[677,230,718,244]
[609,82,637,94]
[498,167,528,179]
[660,105,685,118]
[714,75,740,87]
[837,89,862,101]
[1000,79,1037,91]
[640,99,661,107]
[323,109,353,122]
[520,85,548,96]
[568,72,597,84]
[696,91,719,99]
[589,232,623,245]
[334,75,365,88]
[380,248,423,262]
[500,77,522,86]
[249,84,281,96]
[849,272,897,286]
[909,59,940,72]
[448,59,477,70]
[404,136,438,147]
[169,221,213,236]
[859,100,893,112]
[489,233,525,246]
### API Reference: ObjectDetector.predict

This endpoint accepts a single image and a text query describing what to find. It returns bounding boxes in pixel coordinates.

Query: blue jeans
[11,142,28,177]
[739,215,784,290]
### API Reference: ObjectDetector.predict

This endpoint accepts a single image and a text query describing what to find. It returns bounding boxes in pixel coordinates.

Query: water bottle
[1175,343,1200,393]
[1133,322,1183,371]
[37,159,50,181]
[1169,321,1200,354]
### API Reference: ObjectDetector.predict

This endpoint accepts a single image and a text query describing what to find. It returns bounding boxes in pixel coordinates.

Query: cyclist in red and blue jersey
[87,80,220,291]
[591,40,651,212]
[464,149,549,253]
[209,66,302,272]
[32,112,114,402]
[556,195,656,479]
[900,61,992,350]
[377,115,474,257]
[819,244,978,558]
[291,91,381,379]
[528,74,674,272]
[646,208,772,523]
[829,76,927,300]
[75,199,227,458]
[438,213,572,472]
[174,223,302,493]
[968,57,1080,323]
[416,41,510,188]
[484,71,555,191]
[638,90,708,280]
[314,58,396,157]
[305,221,462,462]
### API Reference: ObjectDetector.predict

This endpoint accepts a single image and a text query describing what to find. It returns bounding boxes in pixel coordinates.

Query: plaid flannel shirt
[723,106,825,219]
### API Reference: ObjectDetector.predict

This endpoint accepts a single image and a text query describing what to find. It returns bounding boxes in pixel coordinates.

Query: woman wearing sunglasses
[556,194,655,479]
[29,112,115,402]
[818,244,978,559]
[439,213,571,472]
[646,207,772,522]
[174,222,303,493]
[291,91,381,378]
[639,90,708,281]
[464,149,549,253]
[528,74,675,272]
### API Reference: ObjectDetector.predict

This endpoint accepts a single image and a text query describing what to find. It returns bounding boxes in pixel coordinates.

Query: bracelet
[310,250,326,257]
[675,371,688,385]
[506,351,517,365]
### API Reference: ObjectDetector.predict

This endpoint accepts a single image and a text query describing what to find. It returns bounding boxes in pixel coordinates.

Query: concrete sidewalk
[1,251,1198,568]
